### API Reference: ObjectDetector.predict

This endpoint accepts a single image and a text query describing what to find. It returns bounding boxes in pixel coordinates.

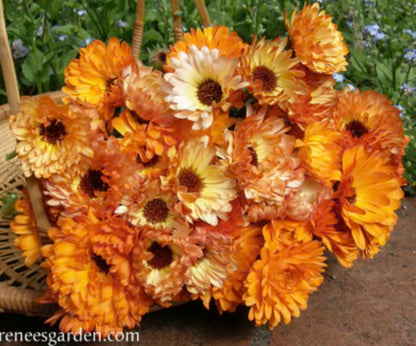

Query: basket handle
[131,0,211,59]
[0,0,20,114]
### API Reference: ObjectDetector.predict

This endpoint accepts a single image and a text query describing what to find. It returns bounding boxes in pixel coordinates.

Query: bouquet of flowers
[8,3,407,336]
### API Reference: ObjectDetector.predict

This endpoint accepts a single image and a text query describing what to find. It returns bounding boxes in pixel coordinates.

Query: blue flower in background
[77,9,87,16]
[364,24,386,40]
[12,38,29,59]
[117,20,128,28]
[81,37,95,47]
[58,34,68,42]
[394,105,405,118]
[333,73,345,83]
[404,49,416,64]
[346,84,356,91]
[400,83,416,96]
[403,29,416,39]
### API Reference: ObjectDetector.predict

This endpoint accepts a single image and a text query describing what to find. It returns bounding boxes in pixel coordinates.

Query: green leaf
[142,29,164,46]
[21,49,47,84]
[375,62,393,87]
[0,193,18,218]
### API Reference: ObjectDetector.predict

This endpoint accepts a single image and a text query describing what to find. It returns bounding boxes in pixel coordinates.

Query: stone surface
[0,198,415,345]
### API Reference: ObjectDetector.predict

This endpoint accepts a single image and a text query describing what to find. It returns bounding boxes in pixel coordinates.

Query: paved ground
[0,198,415,345]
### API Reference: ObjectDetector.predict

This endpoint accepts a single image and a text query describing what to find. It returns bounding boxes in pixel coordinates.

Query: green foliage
[0,0,415,193]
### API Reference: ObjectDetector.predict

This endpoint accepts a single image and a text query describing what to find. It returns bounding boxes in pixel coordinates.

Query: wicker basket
[0,0,210,317]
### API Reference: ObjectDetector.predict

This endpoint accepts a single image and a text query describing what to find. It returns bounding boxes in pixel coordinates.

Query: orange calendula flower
[122,63,175,127]
[244,221,326,330]
[286,3,348,74]
[41,217,141,336]
[333,90,407,172]
[312,199,359,268]
[9,96,93,179]
[297,121,342,184]
[289,71,337,126]
[63,37,135,108]
[224,107,304,222]
[336,145,403,258]
[166,25,248,66]
[11,195,42,267]
[209,225,264,313]
[42,136,141,218]
[239,37,307,109]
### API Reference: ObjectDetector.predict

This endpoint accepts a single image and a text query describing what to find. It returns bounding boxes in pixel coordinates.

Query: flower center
[252,66,277,92]
[346,189,357,205]
[178,168,203,193]
[143,198,169,224]
[137,154,159,168]
[147,242,174,270]
[197,79,223,106]
[106,77,118,95]
[40,119,67,144]
[131,111,148,124]
[91,252,110,274]
[80,169,109,198]
[248,147,258,166]
[346,120,369,138]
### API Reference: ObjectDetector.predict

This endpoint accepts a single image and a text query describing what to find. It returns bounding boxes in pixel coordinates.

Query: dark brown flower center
[137,154,159,168]
[106,77,118,94]
[147,242,174,270]
[143,198,169,224]
[40,119,67,144]
[80,169,109,198]
[197,79,223,106]
[131,111,148,124]
[346,120,369,138]
[253,66,277,92]
[92,252,110,274]
[248,147,258,166]
[346,189,357,205]
[178,168,203,193]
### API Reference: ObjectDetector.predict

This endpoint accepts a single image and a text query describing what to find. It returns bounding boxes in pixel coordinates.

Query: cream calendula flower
[165,136,238,226]
[164,45,247,130]
[238,37,307,109]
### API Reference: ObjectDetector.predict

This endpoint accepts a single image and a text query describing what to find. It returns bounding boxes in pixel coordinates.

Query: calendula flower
[209,225,264,313]
[185,228,236,298]
[165,136,238,226]
[9,96,93,178]
[297,121,342,184]
[286,3,348,74]
[164,45,247,130]
[131,229,192,306]
[112,108,176,180]
[225,107,304,222]
[312,199,359,267]
[41,217,139,336]
[122,63,175,127]
[333,90,406,160]
[288,71,337,126]
[63,38,135,109]
[42,136,141,218]
[244,221,326,330]
[10,195,42,267]
[336,145,403,258]
[166,25,247,66]
[116,181,189,238]
[238,37,307,109]
[285,177,333,221]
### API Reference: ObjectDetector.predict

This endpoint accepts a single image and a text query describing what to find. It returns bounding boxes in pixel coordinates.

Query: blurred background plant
[1,0,415,194]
